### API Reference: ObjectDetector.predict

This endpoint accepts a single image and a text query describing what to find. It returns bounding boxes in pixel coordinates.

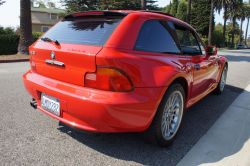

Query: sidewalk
[177,84,250,166]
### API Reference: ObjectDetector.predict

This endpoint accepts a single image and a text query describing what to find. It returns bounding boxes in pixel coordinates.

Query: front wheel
[143,83,185,146]
[214,64,228,94]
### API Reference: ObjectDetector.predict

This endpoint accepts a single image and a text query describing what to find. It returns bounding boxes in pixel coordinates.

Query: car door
[195,34,220,86]
[174,24,217,99]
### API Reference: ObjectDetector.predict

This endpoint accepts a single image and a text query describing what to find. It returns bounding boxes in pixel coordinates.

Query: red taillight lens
[30,56,37,73]
[85,66,134,92]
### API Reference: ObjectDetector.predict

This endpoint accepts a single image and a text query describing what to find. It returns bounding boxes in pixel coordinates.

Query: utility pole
[141,0,146,10]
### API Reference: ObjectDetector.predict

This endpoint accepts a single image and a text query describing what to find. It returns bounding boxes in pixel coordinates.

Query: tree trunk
[245,16,249,45]
[208,0,214,45]
[141,0,146,10]
[187,0,191,24]
[231,16,236,48]
[18,0,33,55]
[222,5,227,48]
[239,18,243,44]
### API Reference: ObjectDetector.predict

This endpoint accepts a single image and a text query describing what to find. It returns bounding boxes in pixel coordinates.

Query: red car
[23,11,228,146]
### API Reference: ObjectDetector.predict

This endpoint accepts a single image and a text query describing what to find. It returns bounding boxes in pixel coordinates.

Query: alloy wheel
[161,90,183,140]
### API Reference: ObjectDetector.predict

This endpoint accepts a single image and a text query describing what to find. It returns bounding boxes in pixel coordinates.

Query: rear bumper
[23,70,167,132]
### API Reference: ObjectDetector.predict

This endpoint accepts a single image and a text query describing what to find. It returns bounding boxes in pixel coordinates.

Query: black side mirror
[206,46,217,56]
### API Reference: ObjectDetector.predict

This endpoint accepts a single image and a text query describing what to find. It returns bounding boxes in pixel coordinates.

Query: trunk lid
[30,15,124,86]
[31,43,101,86]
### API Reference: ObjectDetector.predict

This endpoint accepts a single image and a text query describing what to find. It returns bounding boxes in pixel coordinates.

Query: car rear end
[23,11,166,132]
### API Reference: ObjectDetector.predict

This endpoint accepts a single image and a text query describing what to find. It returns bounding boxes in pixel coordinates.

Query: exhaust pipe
[30,100,38,109]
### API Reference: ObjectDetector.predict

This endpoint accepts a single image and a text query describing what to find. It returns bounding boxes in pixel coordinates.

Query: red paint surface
[23,11,227,132]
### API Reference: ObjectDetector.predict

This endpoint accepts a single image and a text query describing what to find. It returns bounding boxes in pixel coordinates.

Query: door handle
[194,64,201,69]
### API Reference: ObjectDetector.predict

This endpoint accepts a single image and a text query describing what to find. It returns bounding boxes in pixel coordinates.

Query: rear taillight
[30,56,37,73]
[85,66,134,92]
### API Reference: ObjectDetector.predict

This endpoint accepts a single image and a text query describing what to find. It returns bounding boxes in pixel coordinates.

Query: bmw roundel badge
[51,51,55,59]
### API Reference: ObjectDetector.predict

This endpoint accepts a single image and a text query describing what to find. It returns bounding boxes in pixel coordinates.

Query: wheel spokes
[161,90,183,140]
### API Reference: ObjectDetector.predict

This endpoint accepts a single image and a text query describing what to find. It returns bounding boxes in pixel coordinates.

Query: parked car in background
[23,11,228,146]
[237,44,244,49]
[244,45,250,49]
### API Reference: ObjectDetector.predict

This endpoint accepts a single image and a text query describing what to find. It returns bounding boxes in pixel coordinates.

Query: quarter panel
[96,48,191,88]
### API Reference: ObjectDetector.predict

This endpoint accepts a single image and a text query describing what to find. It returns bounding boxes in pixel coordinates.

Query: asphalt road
[1,49,250,166]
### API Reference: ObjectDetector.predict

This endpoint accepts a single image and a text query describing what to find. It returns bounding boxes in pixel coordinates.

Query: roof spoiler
[63,11,129,20]
[140,10,176,18]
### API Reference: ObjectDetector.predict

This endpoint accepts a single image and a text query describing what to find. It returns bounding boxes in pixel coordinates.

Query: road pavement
[0,49,250,165]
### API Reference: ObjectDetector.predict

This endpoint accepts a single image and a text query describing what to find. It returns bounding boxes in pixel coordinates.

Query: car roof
[63,10,191,32]
[64,10,176,20]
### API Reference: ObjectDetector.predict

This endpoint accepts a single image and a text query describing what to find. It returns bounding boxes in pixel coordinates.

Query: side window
[195,35,206,55]
[134,20,181,55]
[175,25,202,55]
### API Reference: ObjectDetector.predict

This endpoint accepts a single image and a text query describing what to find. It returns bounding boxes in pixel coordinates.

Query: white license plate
[41,93,60,116]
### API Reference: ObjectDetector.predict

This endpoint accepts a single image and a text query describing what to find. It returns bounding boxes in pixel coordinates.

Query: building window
[51,13,57,19]
[42,26,50,33]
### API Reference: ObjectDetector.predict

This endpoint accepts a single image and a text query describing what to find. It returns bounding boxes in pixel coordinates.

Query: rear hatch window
[32,16,124,86]
[39,16,123,46]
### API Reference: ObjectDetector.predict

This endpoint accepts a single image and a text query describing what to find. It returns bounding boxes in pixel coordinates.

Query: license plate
[41,93,60,116]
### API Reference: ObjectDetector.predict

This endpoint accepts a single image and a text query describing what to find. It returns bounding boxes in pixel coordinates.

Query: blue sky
[0,0,249,38]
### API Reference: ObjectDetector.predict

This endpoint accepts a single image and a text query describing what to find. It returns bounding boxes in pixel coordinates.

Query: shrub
[32,31,43,40]
[4,27,14,35]
[0,26,5,35]
[0,32,43,55]
[0,35,20,55]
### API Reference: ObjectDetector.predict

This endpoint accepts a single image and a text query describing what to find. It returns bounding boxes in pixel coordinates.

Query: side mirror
[205,46,217,56]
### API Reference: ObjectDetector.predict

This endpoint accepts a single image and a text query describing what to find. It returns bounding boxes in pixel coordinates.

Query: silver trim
[45,60,65,67]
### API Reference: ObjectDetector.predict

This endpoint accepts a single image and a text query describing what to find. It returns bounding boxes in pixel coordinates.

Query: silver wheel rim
[161,90,183,140]
[220,66,227,91]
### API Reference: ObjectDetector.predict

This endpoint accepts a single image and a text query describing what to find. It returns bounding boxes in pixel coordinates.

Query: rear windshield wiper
[41,37,60,46]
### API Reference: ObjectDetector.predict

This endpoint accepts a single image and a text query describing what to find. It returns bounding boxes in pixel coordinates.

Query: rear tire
[143,83,185,146]
[214,64,227,95]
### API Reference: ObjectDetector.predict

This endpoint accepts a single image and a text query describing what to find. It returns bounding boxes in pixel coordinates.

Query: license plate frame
[41,93,60,116]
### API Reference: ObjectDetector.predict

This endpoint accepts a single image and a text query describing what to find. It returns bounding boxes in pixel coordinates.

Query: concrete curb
[0,59,29,63]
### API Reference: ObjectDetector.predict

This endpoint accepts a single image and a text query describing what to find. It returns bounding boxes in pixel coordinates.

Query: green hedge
[0,35,20,55]
[0,35,40,55]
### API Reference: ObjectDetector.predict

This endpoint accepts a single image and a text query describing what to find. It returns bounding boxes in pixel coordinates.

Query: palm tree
[208,0,215,45]
[18,0,33,54]
[0,0,5,6]
[187,0,191,24]
[238,3,250,44]
[227,0,243,48]
[141,0,146,10]
[244,1,250,45]
[215,0,232,47]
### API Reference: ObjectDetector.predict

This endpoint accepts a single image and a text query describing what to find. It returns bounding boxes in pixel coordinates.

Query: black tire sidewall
[155,83,186,146]
[215,64,228,94]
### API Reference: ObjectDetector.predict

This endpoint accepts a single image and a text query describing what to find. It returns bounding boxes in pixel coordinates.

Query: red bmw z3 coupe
[23,10,228,146]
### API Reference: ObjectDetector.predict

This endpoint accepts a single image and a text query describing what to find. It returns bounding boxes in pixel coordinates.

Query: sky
[0,0,249,38]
